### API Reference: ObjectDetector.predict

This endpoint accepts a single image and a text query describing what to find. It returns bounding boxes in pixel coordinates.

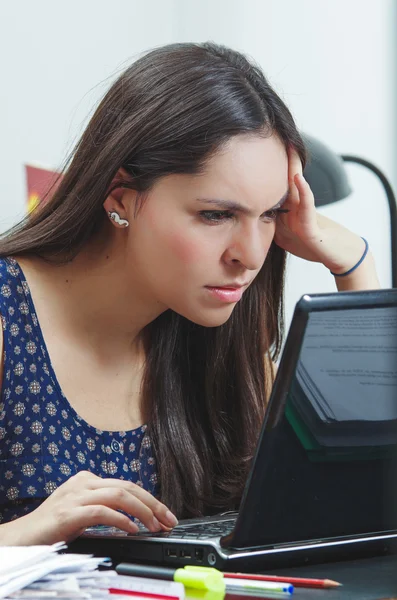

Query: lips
[209,282,250,289]
[205,285,246,303]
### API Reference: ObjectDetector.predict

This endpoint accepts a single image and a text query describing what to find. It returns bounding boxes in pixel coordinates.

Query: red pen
[224,572,341,589]
[109,589,180,600]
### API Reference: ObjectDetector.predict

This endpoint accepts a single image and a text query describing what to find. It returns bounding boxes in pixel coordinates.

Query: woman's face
[125,133,289,327]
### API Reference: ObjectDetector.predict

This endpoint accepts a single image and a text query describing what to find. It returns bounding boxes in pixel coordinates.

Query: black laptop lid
[231,289,397,548]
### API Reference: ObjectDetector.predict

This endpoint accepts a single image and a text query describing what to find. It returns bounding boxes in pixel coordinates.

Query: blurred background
[0,0,396,327]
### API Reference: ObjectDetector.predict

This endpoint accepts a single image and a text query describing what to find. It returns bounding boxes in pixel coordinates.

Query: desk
[266,554,397,599]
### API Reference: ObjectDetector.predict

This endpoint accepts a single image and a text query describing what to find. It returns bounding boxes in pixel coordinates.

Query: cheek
[140,206,207,266]
[164,230,207,267]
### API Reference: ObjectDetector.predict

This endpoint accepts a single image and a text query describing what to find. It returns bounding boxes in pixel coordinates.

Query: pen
[224,572,342,589]
[225,580,292,595]
[109,590,180,599]
[189,592,287,600]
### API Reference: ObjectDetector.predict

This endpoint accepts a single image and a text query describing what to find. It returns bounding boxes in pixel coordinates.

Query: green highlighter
[116,563,226,593]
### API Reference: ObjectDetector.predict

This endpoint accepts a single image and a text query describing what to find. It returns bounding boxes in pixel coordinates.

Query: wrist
[0,513,42,546]
[333,251,380,291]
[330,237,369,277]
[0,518,26,545]
[328,237,368,277]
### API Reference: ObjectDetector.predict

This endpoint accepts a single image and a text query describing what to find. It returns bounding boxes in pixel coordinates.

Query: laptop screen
[234,290,397,548]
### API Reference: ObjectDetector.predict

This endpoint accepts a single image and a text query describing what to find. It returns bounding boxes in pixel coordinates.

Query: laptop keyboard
[82,516,237,539]
[164,518,236,539]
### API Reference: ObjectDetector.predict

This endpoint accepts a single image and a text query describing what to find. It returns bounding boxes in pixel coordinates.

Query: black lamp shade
[302,133,352,207]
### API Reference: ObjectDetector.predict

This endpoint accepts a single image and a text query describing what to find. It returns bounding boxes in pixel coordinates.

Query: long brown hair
[0,42,306,517]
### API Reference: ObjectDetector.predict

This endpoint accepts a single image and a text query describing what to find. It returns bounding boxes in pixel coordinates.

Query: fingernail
[165,510,178,527]
[152,516,161,530]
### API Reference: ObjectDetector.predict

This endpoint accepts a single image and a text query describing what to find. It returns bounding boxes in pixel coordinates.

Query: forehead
[199,133,288,201]
[141,133,289,212]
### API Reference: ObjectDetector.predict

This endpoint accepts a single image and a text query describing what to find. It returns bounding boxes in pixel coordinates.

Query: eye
[199,210,234,224]
[262,207,289,222]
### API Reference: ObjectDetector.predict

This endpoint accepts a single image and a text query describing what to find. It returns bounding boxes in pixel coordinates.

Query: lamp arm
[341,154,397,288]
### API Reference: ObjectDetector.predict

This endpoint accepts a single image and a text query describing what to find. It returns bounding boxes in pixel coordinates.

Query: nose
[223,222,272,271]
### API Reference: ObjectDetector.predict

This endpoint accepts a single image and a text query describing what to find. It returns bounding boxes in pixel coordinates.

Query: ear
[107,167,132,202]
[103,168,134,217]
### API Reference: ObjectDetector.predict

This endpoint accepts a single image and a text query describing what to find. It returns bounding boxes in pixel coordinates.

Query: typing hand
[1,471,178,545]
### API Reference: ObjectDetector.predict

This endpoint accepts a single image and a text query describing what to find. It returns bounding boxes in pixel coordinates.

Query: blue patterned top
[0,257,158,525]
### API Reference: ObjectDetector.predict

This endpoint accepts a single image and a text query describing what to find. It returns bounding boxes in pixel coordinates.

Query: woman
[0,42,379,545]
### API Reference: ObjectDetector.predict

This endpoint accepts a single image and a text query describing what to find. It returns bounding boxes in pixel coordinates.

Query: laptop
[71,289,397,570]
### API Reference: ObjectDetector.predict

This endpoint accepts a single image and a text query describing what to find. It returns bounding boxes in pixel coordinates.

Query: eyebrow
[195,189,289,216]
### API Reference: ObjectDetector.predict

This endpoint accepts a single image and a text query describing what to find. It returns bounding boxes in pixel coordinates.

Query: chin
[185,307,235,328]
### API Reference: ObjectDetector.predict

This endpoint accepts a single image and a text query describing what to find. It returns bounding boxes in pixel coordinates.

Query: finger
[287,154,300,207]
[67,505,140,539]
[294,173,316,210]
[288,147,303,183]
[80,488,166,532]
[288,146,303,177]
[294,173,318,230]
[84,478,178,528]
[286,147,304,206]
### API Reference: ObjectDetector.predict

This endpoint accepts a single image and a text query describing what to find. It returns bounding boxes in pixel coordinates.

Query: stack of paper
[32,572,185,598]
[0,542,186,599]
[0,542,110,598]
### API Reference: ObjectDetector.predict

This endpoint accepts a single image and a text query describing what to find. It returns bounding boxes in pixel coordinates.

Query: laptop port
[194,548,204,562]
[165,548,177,558]
[180,549,192,559]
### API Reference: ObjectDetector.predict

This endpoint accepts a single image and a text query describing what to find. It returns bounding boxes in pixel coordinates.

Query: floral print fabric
[0,257,158,524]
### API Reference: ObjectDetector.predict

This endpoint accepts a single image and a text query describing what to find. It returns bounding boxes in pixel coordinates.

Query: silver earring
[108,211,129,227]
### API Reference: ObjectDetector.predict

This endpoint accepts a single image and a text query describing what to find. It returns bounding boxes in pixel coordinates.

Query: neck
[18,232,167,361]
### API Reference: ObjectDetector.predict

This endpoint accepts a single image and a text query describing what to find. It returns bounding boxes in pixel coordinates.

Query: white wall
[1,0,395,328]
[0,0,177,230]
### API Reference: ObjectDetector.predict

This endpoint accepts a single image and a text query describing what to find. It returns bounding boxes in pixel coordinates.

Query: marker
[116,565,225,592]
[116,565,293,595]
